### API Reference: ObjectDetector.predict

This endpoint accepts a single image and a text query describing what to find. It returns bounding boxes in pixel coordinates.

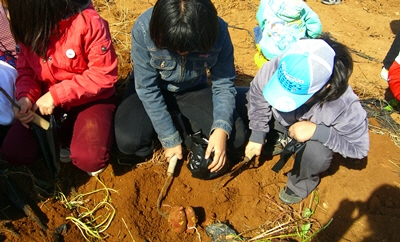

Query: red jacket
[388,56,400,101]
[15,3,118,109]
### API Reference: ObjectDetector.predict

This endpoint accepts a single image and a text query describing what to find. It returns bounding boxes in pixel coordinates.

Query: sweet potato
[167,206,187,234]
[185,206,198,233]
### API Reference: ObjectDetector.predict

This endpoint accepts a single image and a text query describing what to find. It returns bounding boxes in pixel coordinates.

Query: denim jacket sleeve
[209,19,237,136]
[131,9,182,148]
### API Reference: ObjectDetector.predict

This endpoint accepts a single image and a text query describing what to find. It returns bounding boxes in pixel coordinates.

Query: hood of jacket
[269,0,304,22]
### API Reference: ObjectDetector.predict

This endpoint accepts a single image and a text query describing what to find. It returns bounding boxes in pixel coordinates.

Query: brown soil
[1,0,400,241]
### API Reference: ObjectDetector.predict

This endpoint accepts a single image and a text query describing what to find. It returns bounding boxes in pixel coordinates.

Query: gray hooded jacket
[247,57,369,159]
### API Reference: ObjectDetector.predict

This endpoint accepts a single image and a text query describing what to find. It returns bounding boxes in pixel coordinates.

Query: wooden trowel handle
[245,149,258,161]
[0,87,50,130]
[167,155,178,176]
[31,111,50,130]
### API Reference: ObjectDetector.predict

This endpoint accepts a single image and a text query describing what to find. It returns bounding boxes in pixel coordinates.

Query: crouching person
[245,33,370,204]
[1,0,118,177]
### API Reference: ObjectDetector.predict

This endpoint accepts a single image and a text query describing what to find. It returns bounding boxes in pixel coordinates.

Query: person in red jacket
[0,0,118,176]
[381,31,400,81]
[388,54,400,102]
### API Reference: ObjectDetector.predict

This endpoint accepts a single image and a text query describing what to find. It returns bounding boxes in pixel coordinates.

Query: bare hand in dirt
[13,97,34,128]
[164,145,183,162]
[289,121,317,142]
[35,91,55,115]
[206,128,227,172]
[245,141,263,157]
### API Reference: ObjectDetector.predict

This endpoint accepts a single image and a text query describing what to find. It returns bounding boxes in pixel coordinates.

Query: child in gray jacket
[245,33,370,204]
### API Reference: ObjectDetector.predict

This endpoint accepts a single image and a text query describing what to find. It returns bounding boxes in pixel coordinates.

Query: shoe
[87,167,105,177]
[321,0,341,5]
[60,148,72,163]
[380,67,389,81]
[279,186,303,204]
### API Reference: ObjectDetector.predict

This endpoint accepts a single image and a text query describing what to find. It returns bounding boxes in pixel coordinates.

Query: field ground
[1,0,400,241]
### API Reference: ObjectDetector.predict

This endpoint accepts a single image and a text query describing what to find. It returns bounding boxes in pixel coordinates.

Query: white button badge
[66,49,76,58]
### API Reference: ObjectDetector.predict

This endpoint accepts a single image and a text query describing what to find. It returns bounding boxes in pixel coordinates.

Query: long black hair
[313,32,353,106]
[150,0,219,53]
[5,0,89,58]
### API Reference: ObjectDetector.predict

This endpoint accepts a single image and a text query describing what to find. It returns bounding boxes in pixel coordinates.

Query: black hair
[5,0,89,58]
[313,32,353,106]
[149,0,219,53]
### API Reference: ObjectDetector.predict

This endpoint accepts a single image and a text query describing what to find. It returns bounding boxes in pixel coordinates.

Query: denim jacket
[131,8,237,148]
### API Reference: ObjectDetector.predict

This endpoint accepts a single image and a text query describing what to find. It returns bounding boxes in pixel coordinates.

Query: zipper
[180,55,185,80]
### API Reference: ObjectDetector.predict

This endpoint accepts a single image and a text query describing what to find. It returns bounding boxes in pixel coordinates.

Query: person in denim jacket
[115,0,247,177]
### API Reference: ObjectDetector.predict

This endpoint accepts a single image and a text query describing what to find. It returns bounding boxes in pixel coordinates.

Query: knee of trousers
[70,147,109,172]
[1,138,38,166]
[1,147,38,166]
[115,134,143,155]
[114,123,143,155]
[301,140,333,173]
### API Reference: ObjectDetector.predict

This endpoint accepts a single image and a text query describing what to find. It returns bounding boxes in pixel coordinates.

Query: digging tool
[213,149,257,192]
[0,87,60,180]
[157,155,178,218]
[0,87,49,130]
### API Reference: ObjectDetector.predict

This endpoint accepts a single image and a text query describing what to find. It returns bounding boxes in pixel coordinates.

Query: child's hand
[35,92,55,115]
[13,97,34,128]
[245,141,263,157]
[164,145,183,162]
[289,121,317,142]
[206,128,227,173]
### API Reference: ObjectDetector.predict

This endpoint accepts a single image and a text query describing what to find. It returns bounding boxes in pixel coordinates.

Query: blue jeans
[114,79,248,157]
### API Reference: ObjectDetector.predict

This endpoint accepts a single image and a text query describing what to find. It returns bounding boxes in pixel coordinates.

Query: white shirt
[0,60,17,125]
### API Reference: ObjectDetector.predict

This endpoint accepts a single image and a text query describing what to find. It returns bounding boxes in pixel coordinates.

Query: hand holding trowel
[0,87,50,130]
[0,87,60,180]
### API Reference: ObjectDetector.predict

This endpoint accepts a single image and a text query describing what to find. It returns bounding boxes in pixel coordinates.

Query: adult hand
[164,144,183,162]
[245,141,263,157]
[289,121,317,142]
[13,97,34,128]
[35,92,55,115]
[206,128,227,173]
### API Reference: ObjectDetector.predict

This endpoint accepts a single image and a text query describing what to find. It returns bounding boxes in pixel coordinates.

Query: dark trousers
[269,120,333,198]
[286,140,333,198]
[114,80,248,156]
[383,31,400,70]
[0,125,11,148]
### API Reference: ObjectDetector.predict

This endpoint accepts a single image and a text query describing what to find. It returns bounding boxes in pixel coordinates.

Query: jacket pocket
[150,58,176,79]
[58,42,87,72]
